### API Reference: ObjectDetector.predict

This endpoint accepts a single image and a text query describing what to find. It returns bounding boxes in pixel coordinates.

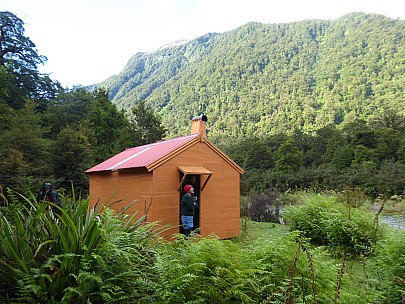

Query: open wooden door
[178,166,213,234]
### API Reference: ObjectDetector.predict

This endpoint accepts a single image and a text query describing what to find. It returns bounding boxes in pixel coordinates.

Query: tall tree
[0,11,61,109]
[0,148,31,194]
[274,139,304,172]
[129,100,167,146]
[43,87,94,139]
[52,124,93,185]
[0,101,51,191]
[0,66,14,129]
[86,88,133,162]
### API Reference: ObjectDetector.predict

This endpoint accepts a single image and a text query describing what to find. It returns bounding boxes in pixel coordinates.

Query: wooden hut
[85,115,244,239]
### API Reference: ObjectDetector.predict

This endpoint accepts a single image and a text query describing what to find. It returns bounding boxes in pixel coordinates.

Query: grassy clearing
[238,219,290,242]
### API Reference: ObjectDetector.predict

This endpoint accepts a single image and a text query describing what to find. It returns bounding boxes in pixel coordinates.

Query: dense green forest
[0,11,404,198]
[100,12,404,142]
[0,11,166,194]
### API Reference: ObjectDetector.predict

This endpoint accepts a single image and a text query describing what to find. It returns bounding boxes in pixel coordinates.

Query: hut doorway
[178,166,213,235]
[179,174,200,234]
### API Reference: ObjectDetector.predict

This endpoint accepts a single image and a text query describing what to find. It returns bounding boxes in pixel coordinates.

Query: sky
[2,0,404,88]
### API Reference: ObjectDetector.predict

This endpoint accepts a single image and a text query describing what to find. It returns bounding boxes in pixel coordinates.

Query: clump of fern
[154,235,256,303]
[365,229,405,303]
[283,193,387,255]
[152,232,344,303]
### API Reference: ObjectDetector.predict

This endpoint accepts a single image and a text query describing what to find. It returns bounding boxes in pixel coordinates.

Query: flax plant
[0,189,163,303]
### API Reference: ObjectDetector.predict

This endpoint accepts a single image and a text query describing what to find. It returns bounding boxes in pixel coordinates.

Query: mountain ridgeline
[99,13,404,143]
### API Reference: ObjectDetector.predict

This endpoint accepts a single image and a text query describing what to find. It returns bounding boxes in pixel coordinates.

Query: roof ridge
[108,146,153,170]
[126,133,199,150]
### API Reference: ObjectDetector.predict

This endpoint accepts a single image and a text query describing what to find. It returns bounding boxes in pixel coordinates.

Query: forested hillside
[100,12,404,143]
[1,11,404,197]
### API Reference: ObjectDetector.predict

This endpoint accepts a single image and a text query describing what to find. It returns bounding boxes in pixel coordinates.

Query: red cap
[184,185,193,193]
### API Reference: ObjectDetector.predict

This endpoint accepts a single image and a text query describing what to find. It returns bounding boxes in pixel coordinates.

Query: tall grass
[151,231,346,303]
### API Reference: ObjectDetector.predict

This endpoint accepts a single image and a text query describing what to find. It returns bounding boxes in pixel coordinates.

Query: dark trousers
[184,228,191,237]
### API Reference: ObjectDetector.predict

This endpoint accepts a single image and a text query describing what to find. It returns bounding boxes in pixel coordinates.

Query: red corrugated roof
[85,134,199,173]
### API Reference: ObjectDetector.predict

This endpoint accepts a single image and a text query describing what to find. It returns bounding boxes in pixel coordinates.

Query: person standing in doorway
[187,175,200,230]
[181,184,198,237]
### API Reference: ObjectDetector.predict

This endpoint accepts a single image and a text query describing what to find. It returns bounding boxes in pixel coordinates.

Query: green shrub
[283,194,335,245]
[153,232,358,303]
[154,236,255,303]
[242,232,337,303]
[367,229,405,303]
[283,193,386,255]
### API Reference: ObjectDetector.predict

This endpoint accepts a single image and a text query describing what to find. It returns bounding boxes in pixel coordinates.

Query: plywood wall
[88,169,153,221]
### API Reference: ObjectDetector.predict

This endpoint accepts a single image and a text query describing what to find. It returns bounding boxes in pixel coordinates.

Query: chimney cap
[192,114,207,122]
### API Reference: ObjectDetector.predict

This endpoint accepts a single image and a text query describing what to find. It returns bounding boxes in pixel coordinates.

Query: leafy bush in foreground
[1,188,402,303]
[0,190,162,303]
[367,229,405,303]
[283,193,387,255]
[154,232,345,303]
